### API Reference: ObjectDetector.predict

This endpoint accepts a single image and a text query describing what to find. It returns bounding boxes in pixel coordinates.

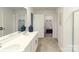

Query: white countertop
[0,31,38,52]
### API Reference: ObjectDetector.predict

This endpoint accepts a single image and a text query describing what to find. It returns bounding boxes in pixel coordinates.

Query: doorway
[44,15,53,37]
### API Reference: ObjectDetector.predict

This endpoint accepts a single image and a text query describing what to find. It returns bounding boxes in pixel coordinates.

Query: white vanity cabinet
[23,42,32,52]
[23,32,38,52]
[0,31,38,52]
[32,35,38,52]
[24,35,38,52]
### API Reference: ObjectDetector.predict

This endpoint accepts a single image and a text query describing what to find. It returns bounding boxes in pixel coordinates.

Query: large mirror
[0,7,27,37]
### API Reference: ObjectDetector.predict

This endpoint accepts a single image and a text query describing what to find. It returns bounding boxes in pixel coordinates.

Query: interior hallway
[36,37,61,52]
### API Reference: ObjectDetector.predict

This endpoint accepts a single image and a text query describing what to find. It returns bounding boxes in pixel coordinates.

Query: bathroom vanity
[0,31,38,52]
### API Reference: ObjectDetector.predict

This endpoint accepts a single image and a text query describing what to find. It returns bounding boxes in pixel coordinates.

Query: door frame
[73,9,79,52]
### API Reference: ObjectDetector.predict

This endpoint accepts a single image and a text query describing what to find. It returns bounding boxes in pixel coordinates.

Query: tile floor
[36,37,61,52]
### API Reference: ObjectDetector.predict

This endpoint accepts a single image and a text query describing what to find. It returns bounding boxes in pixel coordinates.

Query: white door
[33,14,44,38]
[74,11,79,52]
[0,9,16,37]
[3,11,16,36]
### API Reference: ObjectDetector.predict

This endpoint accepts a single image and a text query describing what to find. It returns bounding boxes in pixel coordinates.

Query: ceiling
[32,7,58,11]
[6,7,27,11]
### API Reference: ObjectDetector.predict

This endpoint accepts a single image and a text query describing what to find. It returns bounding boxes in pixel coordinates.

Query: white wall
[33,14,44,38]
[26,7,33,31]
[33,8,58,38]
[63,7,79,52]
[58,7,79,52]
[57,7,64,51]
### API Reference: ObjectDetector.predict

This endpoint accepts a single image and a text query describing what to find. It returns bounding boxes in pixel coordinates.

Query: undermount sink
[0,44,21,52]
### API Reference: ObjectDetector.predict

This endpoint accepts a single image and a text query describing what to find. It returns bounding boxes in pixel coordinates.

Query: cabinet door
[24,36,38,52]
[33,14,44,38]
[74,11,79,52]
[24,41,32,52]
[32,35,38,52]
